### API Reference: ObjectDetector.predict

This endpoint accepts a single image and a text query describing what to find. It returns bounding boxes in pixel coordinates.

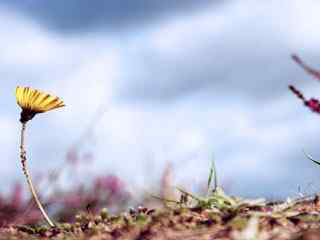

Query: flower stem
[20,123,55,227]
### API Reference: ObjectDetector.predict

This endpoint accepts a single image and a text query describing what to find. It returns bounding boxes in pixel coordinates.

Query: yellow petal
[15,86,65,114]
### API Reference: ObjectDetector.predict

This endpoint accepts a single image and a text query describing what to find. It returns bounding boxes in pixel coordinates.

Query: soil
[2,195,320,240]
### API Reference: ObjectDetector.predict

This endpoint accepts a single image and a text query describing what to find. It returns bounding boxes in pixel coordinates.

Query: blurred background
[1,0,320,213]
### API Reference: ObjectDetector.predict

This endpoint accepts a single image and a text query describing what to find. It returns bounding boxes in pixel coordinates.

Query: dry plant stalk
[19,122,55,227]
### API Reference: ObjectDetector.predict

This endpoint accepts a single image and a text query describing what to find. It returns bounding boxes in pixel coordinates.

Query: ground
[2,192,320,240]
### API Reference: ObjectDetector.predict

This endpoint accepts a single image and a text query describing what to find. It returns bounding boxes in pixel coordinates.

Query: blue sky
[2,0,320,199]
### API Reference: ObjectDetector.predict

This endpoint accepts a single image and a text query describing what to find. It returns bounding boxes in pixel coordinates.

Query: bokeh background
[1,0,320,200]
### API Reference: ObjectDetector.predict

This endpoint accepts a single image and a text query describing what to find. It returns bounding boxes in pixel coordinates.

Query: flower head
[16,86,65,123]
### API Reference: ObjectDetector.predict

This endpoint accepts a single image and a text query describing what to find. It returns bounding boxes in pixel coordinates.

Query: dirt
[2,195,320,239]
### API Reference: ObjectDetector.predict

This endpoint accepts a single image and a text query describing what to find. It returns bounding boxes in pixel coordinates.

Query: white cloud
[286,0,320,50]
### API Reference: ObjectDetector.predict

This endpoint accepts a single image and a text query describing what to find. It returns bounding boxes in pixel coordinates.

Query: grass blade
[207,159,217,196]
[150,195,180,204]
[176,187,202,202]
[303,149,320,166]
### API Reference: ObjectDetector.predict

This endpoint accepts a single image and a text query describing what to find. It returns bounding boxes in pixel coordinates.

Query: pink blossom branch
[289,85,320,113]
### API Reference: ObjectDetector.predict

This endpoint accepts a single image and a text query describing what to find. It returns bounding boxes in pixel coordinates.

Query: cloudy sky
[2,0,320,199]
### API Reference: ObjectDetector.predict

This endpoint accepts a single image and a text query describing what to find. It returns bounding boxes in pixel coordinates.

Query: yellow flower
[16,86,65,123]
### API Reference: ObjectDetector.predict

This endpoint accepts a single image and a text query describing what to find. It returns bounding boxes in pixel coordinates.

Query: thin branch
[292,54,320,80]
[288,85,306,102]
